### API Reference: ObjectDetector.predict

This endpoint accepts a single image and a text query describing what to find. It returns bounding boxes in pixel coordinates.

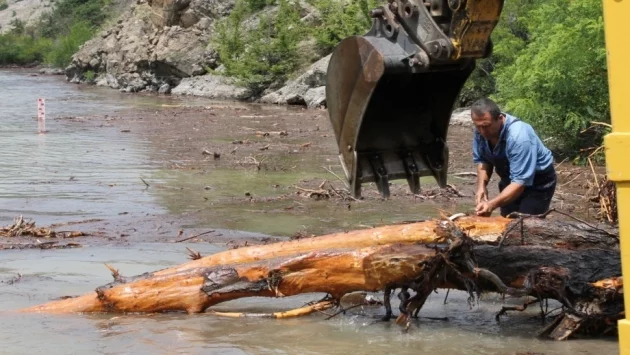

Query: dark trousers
[497,169,557,217]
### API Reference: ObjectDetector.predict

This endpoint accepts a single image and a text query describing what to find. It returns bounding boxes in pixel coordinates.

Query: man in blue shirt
[471,98,557,217]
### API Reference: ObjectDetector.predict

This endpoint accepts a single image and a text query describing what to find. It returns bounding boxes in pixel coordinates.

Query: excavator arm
[325,0,504,198]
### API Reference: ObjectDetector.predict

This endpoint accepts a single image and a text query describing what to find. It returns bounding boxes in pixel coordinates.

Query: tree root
[495,298,541,321]
[14,215,622,341]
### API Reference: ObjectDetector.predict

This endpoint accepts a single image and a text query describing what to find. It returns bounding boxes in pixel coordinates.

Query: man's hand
[475,183,526,217]
[475,200,495,216]
[475,186,488,205]
[475,163,492,205]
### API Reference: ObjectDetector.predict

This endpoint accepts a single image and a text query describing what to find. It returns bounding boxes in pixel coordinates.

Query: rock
[153,25,211,76]
[65,0,235,91]
[116,73,148,92]
[260,54,330,107]
[88,58,100,68]
[172,75,252,101]
[191,64,206,76]
[39,68,64,75]
[303,86,326,108]
[186,0,235,19]
[196,17,212,30]
[0,0,55,35]
[286,94,306,106]
[180,9,199,28]
[148,0,234,27]
[450,108,473,127]
[95,73,120,89]
[158,83,171,94]
[69,74,81,84]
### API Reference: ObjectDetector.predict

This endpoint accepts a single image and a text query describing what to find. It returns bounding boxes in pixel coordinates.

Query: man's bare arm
[488,182,525,210]
[475,163,493,204]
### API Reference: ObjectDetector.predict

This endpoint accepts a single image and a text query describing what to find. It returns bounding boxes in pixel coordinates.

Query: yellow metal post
[603,0,630,353]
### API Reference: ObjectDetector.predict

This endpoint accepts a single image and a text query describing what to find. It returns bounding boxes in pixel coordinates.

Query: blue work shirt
[472,114,554,187]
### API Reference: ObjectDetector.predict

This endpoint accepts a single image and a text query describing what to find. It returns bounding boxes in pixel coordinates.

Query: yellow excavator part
[450,0,503,59]
[602,0,630,353]
[325,0,504,198]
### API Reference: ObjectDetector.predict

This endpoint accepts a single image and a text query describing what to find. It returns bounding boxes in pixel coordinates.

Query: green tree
[9,18,25,35]
[245,0,274,11]
[0,34,52,65]
[37,0,108,38]
[45,21,95,67]
[457,0,541,106]
[493,0,609,157]
[0,0,108,67]
[308,0,378,54]
[216,0,305,95]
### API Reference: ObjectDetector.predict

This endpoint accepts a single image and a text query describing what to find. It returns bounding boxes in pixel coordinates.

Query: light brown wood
[14,215,623,340]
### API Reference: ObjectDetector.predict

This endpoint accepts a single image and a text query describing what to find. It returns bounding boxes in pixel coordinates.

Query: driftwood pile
[1,216,84,239]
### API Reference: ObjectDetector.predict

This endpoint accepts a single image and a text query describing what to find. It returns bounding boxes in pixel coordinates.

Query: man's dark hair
[471,98,501,120]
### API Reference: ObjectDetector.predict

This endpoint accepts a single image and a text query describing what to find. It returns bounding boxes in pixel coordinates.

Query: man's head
[471,98,505,141]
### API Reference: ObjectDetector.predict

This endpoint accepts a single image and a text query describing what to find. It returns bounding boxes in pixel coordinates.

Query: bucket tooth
[402,152,421,195]
[325,0,503,198]
[368,154,391,199]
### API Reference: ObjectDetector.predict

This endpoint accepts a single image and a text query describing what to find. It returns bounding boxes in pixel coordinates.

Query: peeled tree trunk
[15,214,622,340]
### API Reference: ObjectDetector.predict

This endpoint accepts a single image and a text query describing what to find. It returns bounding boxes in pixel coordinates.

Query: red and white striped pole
[37,98,46,134]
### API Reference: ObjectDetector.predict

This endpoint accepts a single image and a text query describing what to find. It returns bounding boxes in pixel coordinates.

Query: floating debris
[1,216,86,239]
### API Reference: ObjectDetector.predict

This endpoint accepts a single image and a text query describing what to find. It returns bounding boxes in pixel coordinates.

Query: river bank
[0,68,606,250]
[0,68,619,355]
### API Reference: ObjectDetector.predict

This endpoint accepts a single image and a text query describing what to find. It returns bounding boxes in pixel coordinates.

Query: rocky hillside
[66,0,232,93]
[0,0,54,34]
[66,0,329,106]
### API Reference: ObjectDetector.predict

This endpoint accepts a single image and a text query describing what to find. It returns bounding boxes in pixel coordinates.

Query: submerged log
[15,214,622,340]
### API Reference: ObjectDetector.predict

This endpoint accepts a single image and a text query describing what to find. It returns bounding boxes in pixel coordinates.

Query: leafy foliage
[215,0,305,95]
[37,0,109,39]
[245,0,274,12]
[308,0,378,54]
[456,0,537,107]
[0,0,107,67]
[45,22,95,68]
[492,0,609,157]
[0,34,52,65]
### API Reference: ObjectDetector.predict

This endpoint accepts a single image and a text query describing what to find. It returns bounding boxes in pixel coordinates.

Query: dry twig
[1,216,85,239]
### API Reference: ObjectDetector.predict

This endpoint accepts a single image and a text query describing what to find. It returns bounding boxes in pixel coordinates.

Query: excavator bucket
[325,0,503,198]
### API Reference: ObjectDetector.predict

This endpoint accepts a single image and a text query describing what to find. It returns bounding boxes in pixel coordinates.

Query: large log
[15,215,622,340]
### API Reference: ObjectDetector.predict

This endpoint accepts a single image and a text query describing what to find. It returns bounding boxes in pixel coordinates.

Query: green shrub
[0,34,53,65]
[45,21,95,68]
[8,18,25,35]
[308,0,378,54]
[493,0,609,157]
[457,59,495,107]
[0,0,107,67]
[245,0,274,11]
[84,69,96,82]
[215,0,305,95]
[37,0,108,39]
[0,1,9,11]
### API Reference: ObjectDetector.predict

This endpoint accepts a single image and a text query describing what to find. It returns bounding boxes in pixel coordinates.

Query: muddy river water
[0,70,618,354]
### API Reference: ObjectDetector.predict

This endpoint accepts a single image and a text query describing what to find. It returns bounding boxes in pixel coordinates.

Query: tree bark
[15,215,622,340]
